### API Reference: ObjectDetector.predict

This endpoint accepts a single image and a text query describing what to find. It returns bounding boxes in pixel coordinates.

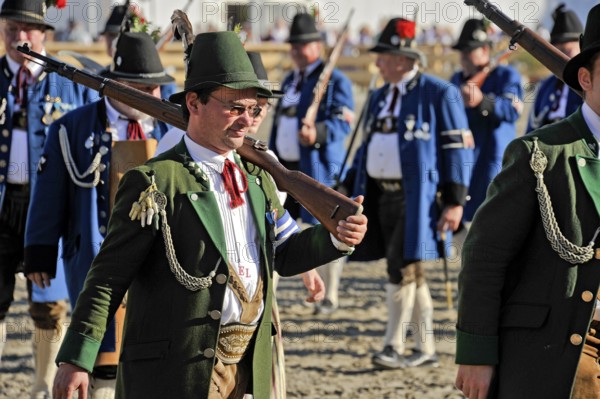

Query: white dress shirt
[184,135,263,325]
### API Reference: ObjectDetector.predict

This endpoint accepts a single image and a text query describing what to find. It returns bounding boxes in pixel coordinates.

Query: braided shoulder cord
[58,124,101,188]
[530,138,600,264]
[153,191,221,291]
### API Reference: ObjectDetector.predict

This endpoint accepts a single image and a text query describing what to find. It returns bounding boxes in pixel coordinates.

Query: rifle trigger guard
[98,79,108,98]
[509,26,525,51]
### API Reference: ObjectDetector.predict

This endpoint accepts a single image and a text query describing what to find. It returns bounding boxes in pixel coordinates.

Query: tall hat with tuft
[101,32,174,85]
[246,51,284,98]
[288,13,322,44]
[0,0,60,30]
[169,31,271,103]
[369,17,426,66]
[550,4,583,44]
[452,19,492,51]
[563,4,600,90]
[102,4,128,35]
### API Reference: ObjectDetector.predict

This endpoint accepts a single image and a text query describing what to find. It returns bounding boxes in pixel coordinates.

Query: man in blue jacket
[341,17,473,369]
[269,13,354,314]
[527,4,583,133]
[0,1,96,397]
[450,18,523,224]
[24,31,173,398]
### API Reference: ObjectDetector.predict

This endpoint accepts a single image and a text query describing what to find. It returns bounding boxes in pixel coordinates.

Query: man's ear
[185,92,200,114]
[579,67,593,91]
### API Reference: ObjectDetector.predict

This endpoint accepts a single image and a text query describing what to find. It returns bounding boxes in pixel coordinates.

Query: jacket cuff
[55,329,101,372]
[441,183,468,206]
[476,94,496,118]
[24,245,59,277]
[455,328,499,365]
[314,122,328,147]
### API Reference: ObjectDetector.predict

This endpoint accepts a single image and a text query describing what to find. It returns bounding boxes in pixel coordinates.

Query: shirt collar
[6,50,45,81]
[581,102,600,143]
[296,58,322,79]
[392,66,419,95]
[184,134,235,174]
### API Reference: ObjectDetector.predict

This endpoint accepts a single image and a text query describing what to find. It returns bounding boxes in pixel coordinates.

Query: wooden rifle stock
[464,0,582,97]
[17,45,362,237]
[304,9,354,125]
[467,50,512,88]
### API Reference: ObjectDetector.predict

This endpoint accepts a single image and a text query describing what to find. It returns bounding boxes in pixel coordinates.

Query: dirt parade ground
[0,252,465,399]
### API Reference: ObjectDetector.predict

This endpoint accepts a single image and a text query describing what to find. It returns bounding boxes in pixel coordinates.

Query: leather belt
[216,323,258,364]
[280,106,297,117]
[374,179,402,193]
[371,117,398,133]
[12,111,27,129]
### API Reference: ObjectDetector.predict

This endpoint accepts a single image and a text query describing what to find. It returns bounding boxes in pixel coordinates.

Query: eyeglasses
[208,94,262,118]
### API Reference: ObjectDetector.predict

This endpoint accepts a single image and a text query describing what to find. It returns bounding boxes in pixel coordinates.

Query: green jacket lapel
[569,110,600,217]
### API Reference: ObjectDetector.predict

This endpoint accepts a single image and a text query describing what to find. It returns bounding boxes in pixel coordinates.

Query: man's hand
[298,119,317,147]
[461,84,484,108]
[336,195,367,246]
[27,272,51,289]
[53,363,89,399]
[301,269,325,303]
[455,364,495,399]
[437,205,463,232]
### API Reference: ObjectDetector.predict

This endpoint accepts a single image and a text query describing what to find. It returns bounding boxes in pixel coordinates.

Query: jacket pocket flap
[121,340,169,362]
[500,303,550,328]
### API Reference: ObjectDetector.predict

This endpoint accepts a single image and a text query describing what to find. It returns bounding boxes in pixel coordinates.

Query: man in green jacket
[50,31,367,399]
[455,5,600,399]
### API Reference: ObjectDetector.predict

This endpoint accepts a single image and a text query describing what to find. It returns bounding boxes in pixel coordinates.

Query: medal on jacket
[42,102,54,125]
[404,115,415,141]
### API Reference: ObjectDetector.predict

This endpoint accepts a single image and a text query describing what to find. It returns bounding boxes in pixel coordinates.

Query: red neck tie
[387,86,399,114]
[221,159,248,209]
[15,66,32,105]
[125,119,146,140]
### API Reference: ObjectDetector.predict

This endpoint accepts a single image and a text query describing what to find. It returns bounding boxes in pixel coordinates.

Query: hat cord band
[110,70,167,79]
[2,10,46,22]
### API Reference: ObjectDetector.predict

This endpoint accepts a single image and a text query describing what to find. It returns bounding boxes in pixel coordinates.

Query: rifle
[334,73,379,188]
[17,45,363,238]
[303,9,354,126]
[466,49,512,88]
[438,231,453,310]
[464,0,582,97]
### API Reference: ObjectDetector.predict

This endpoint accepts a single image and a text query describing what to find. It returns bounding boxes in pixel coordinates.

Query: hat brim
[169,81,272,103]
[259,89,284,99]
[288,33,322,44]
[451,41,491,51]
[100,69,175,86]
[551,33,581,44]
[0,13,53,30]
[563,44,600,91]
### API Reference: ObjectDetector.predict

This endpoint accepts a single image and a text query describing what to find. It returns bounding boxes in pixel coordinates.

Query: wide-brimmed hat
[564,4,600,91]
[101,4,127,35]
[246,51,284,98]
[369,17,427,66]
[101,32,174,85]
[452,19,492,51]
[550,4,583,44]
[0,0,55,30]
[288,13,322,44]
[169,32,271,103]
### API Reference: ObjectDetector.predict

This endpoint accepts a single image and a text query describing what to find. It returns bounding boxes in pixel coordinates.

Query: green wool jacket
[456,109,600,398]
[56,140,345,398]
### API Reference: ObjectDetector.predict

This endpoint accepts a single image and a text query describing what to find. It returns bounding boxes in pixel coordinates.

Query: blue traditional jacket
[348,73,473,261]
[269,61,354,224]
[0,55,97,301]
[24,100,169,351]
[526,74,582,133]
[451,64,523,221]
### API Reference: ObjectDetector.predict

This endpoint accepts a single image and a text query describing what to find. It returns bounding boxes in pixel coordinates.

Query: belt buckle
[381,180,401,192]
[216,323,257,364]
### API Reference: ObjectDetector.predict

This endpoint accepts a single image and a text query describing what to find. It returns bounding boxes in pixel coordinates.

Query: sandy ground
[0,253,465,399]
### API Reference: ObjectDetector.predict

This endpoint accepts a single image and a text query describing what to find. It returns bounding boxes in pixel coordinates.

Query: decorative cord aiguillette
[129,174,221,291]
[530,137,600,264]
[59,124,102,188]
